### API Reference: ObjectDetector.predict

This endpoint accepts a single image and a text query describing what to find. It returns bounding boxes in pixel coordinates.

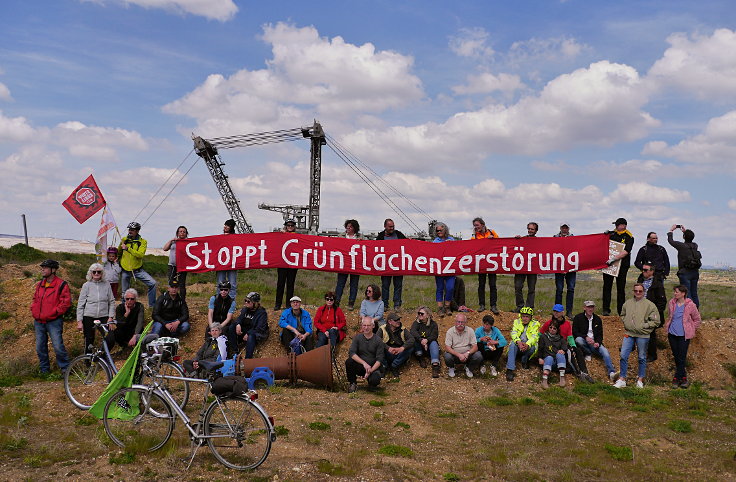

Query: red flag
[62,174,107,224]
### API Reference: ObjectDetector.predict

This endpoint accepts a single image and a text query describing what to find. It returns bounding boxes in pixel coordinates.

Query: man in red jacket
[30,259,71,374]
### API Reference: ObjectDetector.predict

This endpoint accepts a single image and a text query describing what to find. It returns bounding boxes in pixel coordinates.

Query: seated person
[572,300,616,381]
[151,279,190,337]
[346,316,385,393]
[183,323,228,377]
[538,319,567,388]
[378,312,415,378]
[207,280,236,338]
[410,306,441,378]
[505,306,540,381]
[474,314,507,377]
[444,313,483,378]
[540,304,593,382]
[106,288,146,350]
[360,284,385,331]
[313,291,346,349]
[278,296,313,353]
[228,291,268,359]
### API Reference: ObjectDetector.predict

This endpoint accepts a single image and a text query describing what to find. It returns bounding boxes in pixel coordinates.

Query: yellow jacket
[119,235,147,271]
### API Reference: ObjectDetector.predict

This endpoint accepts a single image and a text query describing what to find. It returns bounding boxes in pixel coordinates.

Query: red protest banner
[61,174,107,224]
[177,232,609,275]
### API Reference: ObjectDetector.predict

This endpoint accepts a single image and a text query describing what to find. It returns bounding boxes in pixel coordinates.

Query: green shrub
[308,421,331,431]
[480,396,513,407]
[536,387,582,406]
[668,419,693,433]
[274,425,289,437]
[109,451,136,464]
[316,459,355,476]
[394,421,410,429]
[443,473,460,481]
[369,400,385,407]
[0,312,10,321]
[378,444,413,458]
[605,444,633,461]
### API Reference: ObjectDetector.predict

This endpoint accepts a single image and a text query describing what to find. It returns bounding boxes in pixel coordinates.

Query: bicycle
[103,354,276,470]
[64,320,189,410]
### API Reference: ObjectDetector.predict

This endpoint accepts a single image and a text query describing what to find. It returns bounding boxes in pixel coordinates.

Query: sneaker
[671,378,681,389]
[541,378,549,389]
[419,357,428,369]
[348,303,355,311]
[585,355,592,362]
[636,379,644,388]
[448,367,456,378]
[680,377,690,389]
[490,366,498,377]
[348,383,357,393]
[490,305,500,315]
[601,309,611,316]
[608,371,618,382]
[614,379,627,389]
[465,366,474,378]
[432,363,440,378]
[480,365,487,375]
[559,375,566,387]
[505,369,515,381]
[478,305,486,312]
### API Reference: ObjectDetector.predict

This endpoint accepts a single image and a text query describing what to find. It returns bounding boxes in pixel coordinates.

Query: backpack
[682,245,702,270]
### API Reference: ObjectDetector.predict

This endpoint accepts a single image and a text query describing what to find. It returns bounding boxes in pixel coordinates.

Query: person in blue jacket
[278,296,313,353]
[475,314,507,377]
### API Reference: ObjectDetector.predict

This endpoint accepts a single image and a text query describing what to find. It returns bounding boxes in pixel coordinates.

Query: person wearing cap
[163,225,189,300]
[513,222,539,312]
[346,316,385,392]
[602,217,635,316]
[379,312,415,378]
[278,296,313,352]
[335,219,363,310]
[410,306,441,377]
[274,219,300,311]
[229,291,269,359]
[377,218,407,310]
[539,304,593,383]
[475,314,507,377]
[119,221,158,307]
[103,246,121,298]
[572,301,616,381]
[151,279,190,337]
[31,259,71,373]
[553,223,576,319]
[444,313,482,378]
[207,280,237,339]
[615,283,659,388]
[505,307,540,381]
[470,217,500,314]
[216,219,238,301]
[313,291,347,349]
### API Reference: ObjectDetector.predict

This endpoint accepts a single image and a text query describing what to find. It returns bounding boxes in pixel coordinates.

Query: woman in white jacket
[77,263,116,353]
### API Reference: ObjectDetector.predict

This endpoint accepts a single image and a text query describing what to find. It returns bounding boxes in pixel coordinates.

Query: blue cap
[552,304,565,312]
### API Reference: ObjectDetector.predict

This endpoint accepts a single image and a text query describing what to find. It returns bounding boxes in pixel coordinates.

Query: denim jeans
[335,273,360,306]
[575,337,615,373]
[414,340,440,365]
[514,274,537,309]
[677,270,700,308]
[216,270,237,300]
[381,275,404,308]
[121,268,158,307]
[35,318,69,372]
[226,324,261,359]
[542,353,567,371]
[554,272,576,313]
[668,334,690,379]
[506,341,537,370]
[434,276,456,302]
[316,328,340,348]
[151,319,191,337]
[619,336,649,379]
[385,348,412,369]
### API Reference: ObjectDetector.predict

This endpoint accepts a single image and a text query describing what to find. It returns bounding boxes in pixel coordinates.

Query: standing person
[102,247,121,299]
[76,263,116,353]
[106,288,146,350]
[637,262,667,362]
[207,281,237,338]
[410,306,441,377]
[163,225,189,300]
[346,316,385,393]
[513,222,539,311]
[444,313,483,378]
[614,283,659,388]
[475,314,507,377]
[334,219,362,310]
[666,285,701,388]
[229,292,269,359]
[313,291,347,349]
[151,279,190,337]
[379,312,415,378]
[377,218,407,310]
[572,301,617,381]
[360,284,385,331]
[278,296,313,353]
[216,219,238,300]
[119,221,158,307]
[634,232,670,298]
[30,259,71,374]
[538,319,568,388]
[667,225,701,308]
[274,219,299,311]
[470,217,500,314]
[554,223,576,319]
[433,222,456,316]
[602,218,634,316]
[505,306,540,381]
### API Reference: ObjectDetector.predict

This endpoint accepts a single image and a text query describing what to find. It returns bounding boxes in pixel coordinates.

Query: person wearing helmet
[505,306,540,381]
[30,259,71,374]
[207,280,237,339]
[216,219,238,301]
[274,219,299,311]
[103,246,121,298]
[119,221,158,307]
[163,225,189,300]
[229,291,269,358]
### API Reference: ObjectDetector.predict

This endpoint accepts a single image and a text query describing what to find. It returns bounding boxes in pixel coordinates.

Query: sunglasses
[244,299,253,303]
[417,312,426,316]
[633,289,644,293]
[220,289,230,292]
[124,297,136,301]
[92,270,102,274]
[325,297,335,301]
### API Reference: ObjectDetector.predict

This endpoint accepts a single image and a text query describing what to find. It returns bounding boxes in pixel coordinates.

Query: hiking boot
[636,379,644,389]
[465,366,474,378]
[680,377,690,389]
[491,305,500,315]
[671,378,681,389]
[559,375,566,387]
[490,366,498,377]
[273,305,281,311]
[581,373,594,384]
[521,360,530,370]
[601,309,611,316]
[347,302,355,311]
[505,369,515,381]
[566,311,573,320]
[390,367,400,378]
[585,355,592,362]
[432,363,440,378]
[614,379,626,389]
[448,367,456,378]
[348,383,357,393]
[419,356,428,369]
[541,378,549,389]
[478,304,486,312]
[438,306,446,317]
[480,365,487,375]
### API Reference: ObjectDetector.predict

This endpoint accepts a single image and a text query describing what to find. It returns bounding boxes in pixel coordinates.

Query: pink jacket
[665,298,701,340]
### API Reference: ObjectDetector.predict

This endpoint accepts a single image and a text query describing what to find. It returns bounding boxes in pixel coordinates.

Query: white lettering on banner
[442,257,457,274]
[203,243,215,269]
[217,247,230,268]
[184,242,202,270]
[282,239,299,267]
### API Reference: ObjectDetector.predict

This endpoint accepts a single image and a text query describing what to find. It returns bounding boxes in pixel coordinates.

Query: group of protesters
[30,215,703,393]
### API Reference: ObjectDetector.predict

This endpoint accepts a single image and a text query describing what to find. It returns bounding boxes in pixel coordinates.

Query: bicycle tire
[204,395,273,470]
[64,354,113,410]
[103,386,174,452]
[139,360,190,410]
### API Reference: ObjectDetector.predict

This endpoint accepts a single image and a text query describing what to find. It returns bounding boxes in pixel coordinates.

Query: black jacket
[376,230,407,240]
[234,306,269,341]
[634,243,670,275]
[409,318,439,344]
[153,292,189,324]
[572,312,604,345]
[608,230,635,269]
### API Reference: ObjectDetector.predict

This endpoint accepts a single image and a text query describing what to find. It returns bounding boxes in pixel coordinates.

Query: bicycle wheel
[103,387,174,452]
[64,354,112,410]
[204,396,273,470]
[139,361,190,410]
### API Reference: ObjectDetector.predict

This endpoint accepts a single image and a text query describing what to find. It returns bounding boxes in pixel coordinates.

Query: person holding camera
[667,225,702,308]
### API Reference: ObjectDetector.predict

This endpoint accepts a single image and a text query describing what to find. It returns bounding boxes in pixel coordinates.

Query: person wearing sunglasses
[614,283,659,388]
[314,291,346,349]
[409,307,441,377]
[76,262,116,353]
[229,292,269,359]
[207,280,237,339]
[636,262,667,363]
[360,284,385,331]
[108,288,146,350]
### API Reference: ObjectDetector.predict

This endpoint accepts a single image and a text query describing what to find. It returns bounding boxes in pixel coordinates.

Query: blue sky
[1,0,735,266]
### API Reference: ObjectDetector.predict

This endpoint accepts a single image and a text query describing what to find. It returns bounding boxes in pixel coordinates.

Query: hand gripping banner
[178,233,609,276]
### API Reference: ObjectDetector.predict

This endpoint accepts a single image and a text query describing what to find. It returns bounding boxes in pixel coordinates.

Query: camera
[675,225,681,228]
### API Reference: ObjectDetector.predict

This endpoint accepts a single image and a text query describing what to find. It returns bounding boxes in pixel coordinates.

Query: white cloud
[52,121,149,161]
[648,28,736,101]
[507,36,587,66]
[449,27,494,58]
[531,160,572,172]
[728,199,736,211]
[0,82,11,101]
[452,72,524,95]
[86,0,238,21]
[589,158,672,180]
[164,23,424,135]
[0,110,36,142]
[609,181,689,204]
